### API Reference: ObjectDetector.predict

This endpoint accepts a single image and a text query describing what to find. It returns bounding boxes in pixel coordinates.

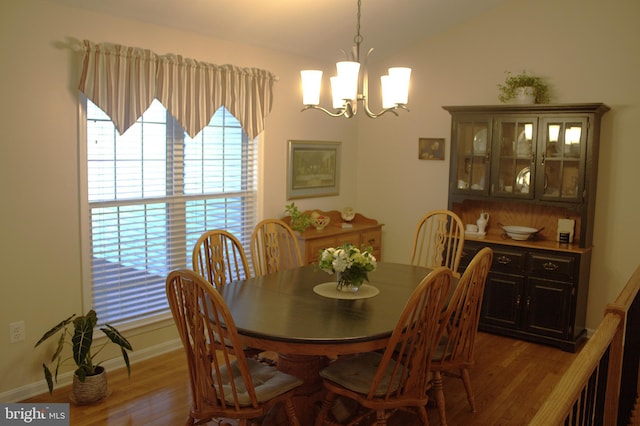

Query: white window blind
[85,99,257,325]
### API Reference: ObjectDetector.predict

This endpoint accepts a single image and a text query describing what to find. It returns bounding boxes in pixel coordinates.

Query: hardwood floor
[23,332,579,425]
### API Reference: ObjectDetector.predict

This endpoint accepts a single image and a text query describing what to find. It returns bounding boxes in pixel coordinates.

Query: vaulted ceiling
[46,0,510,61]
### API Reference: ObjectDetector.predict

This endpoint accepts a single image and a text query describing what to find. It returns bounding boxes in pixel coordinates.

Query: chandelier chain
[353,0,363,60]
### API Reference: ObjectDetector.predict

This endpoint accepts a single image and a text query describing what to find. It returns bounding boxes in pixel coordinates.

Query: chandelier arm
[369,104,411,118]
[364,107,400,119]
[301,104,349,118]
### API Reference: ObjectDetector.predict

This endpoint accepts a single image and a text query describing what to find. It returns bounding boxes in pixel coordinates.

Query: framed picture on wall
[287,140,341,199]
[419,137,445,160]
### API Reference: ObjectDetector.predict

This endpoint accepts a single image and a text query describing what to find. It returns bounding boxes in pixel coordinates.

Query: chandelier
[300,0,411,119]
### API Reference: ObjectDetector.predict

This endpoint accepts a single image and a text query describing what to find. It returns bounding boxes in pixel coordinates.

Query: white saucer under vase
[313,282,379,300]
[465,231,486,238]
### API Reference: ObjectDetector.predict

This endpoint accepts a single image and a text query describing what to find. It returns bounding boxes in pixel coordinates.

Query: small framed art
[419,138,445,160]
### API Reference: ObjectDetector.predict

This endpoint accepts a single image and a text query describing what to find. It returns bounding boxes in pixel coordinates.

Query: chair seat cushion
[218,358,302,406]
[319,352,403,397]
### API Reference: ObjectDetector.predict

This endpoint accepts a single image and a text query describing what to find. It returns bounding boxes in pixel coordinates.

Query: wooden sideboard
[283,210,383,264]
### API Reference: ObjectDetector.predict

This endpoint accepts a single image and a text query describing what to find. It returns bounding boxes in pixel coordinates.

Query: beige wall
[356,0,640,334]
[1,0,638,399]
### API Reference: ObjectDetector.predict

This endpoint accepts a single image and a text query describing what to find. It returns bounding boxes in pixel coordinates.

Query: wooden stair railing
[530,265,640,426]
[614,265,640,426]
[630,395,640,424]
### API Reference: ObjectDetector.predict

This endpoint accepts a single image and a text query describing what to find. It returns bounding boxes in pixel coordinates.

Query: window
[83,99,257,325]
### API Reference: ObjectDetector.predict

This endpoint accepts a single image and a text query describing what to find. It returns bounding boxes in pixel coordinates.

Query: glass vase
[336,271,361,293]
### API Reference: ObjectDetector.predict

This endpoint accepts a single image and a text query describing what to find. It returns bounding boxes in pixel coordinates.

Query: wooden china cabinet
[444,103,609,352]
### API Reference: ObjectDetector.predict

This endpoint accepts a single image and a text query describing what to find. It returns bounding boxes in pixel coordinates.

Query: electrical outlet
[9,321,25,343]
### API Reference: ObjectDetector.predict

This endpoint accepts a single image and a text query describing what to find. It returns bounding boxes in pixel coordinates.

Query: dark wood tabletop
[218,262,433,355]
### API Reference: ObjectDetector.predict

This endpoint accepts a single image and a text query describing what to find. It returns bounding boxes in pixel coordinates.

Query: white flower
[332,255,351,272]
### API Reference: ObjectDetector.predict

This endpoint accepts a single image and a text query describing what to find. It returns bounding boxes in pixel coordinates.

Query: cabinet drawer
[305,232,367,264]
[492,249,526,274]
[361,230,381,249]
[458,245,481,271]
[306,237,338,263]
[340,232,362,247]
[527,253,576,281]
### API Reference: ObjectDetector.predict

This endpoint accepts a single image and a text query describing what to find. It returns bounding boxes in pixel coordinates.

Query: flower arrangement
[319,243,377,291]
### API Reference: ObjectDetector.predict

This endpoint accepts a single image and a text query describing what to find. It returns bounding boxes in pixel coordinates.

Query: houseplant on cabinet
[284,202,312,233]
[34,310,133,404]
[497,70,550,104]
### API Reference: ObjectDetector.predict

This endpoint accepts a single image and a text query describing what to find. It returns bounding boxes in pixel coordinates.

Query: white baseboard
[0,338,182,403]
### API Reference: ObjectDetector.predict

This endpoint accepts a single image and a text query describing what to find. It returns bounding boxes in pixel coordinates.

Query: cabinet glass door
[452,118,490,195]
[492,117,537,198]
[538,118,587,202]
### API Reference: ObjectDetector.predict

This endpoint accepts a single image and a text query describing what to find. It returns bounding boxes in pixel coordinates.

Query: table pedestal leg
[277,353,330,424]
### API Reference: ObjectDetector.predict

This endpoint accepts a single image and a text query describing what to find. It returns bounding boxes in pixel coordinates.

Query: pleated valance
[78,40,277,140]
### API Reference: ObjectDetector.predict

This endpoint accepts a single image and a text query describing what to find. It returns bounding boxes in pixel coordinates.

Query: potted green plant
[284,202,312,233]
[34,310,133,403]
[497,70,550,104]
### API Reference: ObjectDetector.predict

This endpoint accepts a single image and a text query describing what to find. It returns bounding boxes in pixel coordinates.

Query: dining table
[217,261,437,423]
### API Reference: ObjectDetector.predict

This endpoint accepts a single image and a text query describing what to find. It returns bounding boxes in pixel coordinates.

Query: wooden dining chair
[192,229,264,359]
[430,247,493,426]
[192,229,251,288]
[314,267,453,426]
[166,269,303,426]
[251,219,303,276]
[410,209,465,277]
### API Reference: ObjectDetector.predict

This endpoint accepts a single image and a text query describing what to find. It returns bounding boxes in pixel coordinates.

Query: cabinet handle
[368,238,375,244]
[543,262,559,271]
[497,255,512,265]
[516,295,521,307]
[526,296,531,309]
[541,153,546,166]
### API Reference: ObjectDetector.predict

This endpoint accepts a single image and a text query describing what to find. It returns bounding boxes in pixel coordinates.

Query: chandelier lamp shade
[300,0,411,119]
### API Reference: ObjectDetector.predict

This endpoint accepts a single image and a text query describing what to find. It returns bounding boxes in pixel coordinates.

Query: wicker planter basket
[70,367,109,404]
